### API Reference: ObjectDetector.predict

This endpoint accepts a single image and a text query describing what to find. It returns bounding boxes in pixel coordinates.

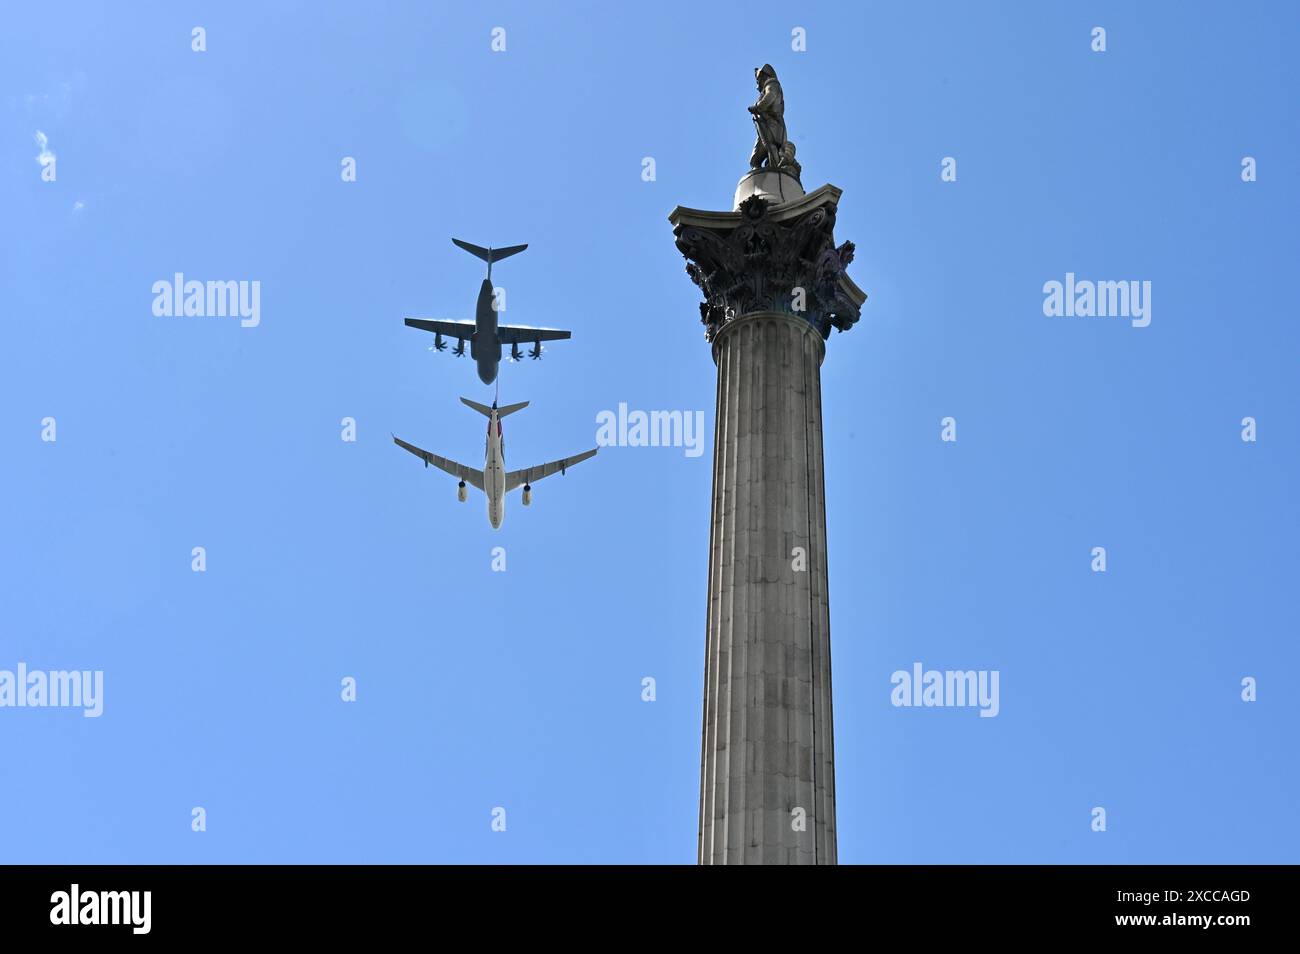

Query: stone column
[700,311,835,864]
[670,185,866,865]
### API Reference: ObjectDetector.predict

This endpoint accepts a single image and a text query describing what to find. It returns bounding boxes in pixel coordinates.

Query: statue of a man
[747,64,800,178]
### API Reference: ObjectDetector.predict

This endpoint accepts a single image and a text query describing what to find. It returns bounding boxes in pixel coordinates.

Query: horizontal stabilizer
[452,238,528,264]
[460,397,530,419]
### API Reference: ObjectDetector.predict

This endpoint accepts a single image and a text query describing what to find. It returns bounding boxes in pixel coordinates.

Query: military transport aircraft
[393,397,597,530]
[405,239,572,385]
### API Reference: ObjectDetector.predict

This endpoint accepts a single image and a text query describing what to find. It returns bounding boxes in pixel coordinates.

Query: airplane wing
[393,435,484,490]
[496,325,572,345]
[405,318,475,339]
[505,448,597,492]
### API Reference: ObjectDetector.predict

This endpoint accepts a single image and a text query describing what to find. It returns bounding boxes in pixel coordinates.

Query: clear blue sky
[2,1,1296,863]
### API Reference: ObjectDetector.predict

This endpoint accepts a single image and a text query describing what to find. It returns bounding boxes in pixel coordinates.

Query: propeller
[510,342,522,362]
[433,332,447,352]
[452,339,466,357]
[529,340,543,360]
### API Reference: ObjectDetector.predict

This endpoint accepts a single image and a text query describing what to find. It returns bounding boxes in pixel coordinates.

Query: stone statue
[747,64,801,180]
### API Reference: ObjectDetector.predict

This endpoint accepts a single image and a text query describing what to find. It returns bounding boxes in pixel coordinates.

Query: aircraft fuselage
[483,407,506,528]
[472,279,500,385]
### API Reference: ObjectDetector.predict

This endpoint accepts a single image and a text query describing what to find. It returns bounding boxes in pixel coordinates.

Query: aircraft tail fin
[452,238,528,265]
[460,397,529,419]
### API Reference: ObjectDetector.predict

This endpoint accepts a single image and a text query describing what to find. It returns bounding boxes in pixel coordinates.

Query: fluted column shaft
[698,311,837,865]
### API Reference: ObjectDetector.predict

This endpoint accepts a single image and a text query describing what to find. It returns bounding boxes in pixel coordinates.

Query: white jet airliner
[393,397,597,529]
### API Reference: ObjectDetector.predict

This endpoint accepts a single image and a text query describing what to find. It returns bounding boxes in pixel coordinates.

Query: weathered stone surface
[696,312,836,865]
[670,185,866,343]
[734,168,805,210]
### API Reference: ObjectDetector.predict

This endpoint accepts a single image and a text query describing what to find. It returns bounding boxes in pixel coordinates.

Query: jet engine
[457,480,467,503]
[522,484,532,506]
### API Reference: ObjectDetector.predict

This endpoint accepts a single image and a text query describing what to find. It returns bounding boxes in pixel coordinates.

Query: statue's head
[755,64,777,87]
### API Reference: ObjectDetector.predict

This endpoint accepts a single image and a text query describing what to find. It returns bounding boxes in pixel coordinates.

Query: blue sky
[2,1,1296,863]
